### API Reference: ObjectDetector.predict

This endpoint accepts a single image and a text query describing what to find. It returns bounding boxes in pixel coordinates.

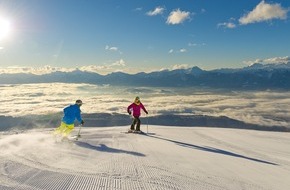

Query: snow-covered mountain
[1,63,290,89]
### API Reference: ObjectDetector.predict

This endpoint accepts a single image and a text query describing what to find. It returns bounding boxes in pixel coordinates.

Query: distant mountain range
[1,63,290,89]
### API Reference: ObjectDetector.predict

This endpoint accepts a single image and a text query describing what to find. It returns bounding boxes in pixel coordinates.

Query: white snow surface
[0,126,289,190]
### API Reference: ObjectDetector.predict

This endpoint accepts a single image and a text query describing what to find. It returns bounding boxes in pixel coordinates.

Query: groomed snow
[0,126,290,190]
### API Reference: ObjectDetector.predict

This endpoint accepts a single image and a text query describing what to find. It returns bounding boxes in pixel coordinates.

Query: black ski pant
[131,116,141,131]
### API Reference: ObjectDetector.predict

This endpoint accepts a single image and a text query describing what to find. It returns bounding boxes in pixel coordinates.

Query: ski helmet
[76,99,83,106]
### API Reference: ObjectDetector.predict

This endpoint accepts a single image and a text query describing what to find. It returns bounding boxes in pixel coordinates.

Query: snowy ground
[0,126,290,190]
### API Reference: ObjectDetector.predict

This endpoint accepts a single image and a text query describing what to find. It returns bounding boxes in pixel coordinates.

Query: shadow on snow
[74,141,146,157]
[145,134,278,166]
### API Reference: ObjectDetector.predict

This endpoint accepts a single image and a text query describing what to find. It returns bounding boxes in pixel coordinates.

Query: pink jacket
[127,102,148,117]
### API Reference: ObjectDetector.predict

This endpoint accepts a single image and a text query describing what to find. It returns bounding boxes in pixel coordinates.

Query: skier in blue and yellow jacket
[54,100,84,139]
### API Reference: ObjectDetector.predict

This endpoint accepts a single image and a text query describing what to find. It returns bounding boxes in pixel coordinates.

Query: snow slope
[0,126,289,190]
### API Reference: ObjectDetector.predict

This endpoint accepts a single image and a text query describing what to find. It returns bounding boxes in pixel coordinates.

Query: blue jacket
[62,104,82,124]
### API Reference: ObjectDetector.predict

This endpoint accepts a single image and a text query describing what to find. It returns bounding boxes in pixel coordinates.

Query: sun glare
[0,18,11,40]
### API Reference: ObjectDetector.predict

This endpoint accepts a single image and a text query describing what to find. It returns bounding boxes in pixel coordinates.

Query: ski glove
[128,111,132,115]
[81,120,84,125]
[145,111,148,114]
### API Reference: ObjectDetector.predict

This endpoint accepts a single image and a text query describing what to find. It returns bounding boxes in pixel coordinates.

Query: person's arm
[140,103,148,114]
[75,107,84,124]
[63,105,70,114]
[127,103,133,114]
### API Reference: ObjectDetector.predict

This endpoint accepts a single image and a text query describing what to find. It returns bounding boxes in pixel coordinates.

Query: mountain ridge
[1,63,290,89]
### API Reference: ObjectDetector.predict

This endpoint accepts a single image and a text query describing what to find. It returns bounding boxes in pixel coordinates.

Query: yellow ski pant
[54,122,74,137]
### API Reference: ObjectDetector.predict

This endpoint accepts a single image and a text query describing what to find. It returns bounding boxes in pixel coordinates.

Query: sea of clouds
[1,83,290,128]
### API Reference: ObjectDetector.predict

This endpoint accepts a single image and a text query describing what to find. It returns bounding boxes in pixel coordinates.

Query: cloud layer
[146,6,191,25]
[219,1,289,29]
[239,0,288,25]
[244,56,290,65]
[166,9,191,25]
[146,6,165,16]
[1,83,290,128]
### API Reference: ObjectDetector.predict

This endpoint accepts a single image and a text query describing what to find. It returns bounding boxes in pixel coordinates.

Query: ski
[124,130,146,135]
[69,134,81,140]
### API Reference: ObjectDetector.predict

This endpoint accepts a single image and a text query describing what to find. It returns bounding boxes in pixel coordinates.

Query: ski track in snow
[0,126,290,190]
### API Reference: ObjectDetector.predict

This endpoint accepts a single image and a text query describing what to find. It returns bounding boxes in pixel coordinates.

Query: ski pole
[129,114,133,131]
[146,114,148,134]
[76,124,83,140]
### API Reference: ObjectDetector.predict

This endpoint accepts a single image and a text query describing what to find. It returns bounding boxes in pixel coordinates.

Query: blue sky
[0,0,289,75]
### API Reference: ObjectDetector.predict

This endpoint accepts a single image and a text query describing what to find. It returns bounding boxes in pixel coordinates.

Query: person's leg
[62,123,75,137]
[54,122,67,135]
[130,117,137,130]
[136,117,141,131]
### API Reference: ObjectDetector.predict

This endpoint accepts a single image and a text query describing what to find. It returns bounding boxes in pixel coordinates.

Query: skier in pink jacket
[127,96,148,132]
